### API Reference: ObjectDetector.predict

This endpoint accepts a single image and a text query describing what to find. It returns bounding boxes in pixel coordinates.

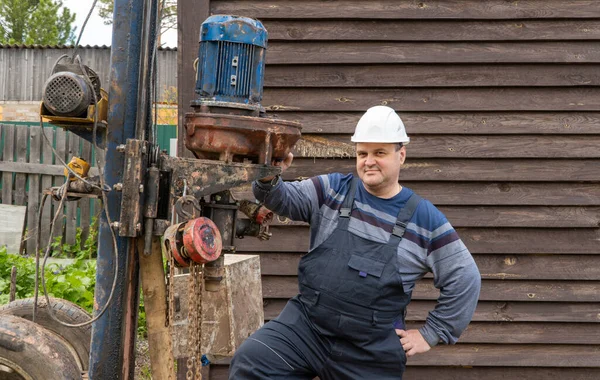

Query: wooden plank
[402,182,600,206]
[0,161,99,176]
[65,134,80,245]
[40,127,54,248]
[265,64,600,88]
[79,140,92,246]
[261,276,600,302]
[177,0,207,159]
[402,368,600,380]
[209,365,600,380]
[286,158,600,182]
[238,227,600,254]
[1,124,15,205]
[0,205,26,253]
[263,299,600,323]
[52,128,67,241]
[264,20,600,41]
[458,228,600,254]
[13,127,28,206]
[476,254,600,281]
[208,343,600,367]
[408,344,600,367]
[293,135,600,158]
[259,253,600,280]
[440,206,600,228]
[265,42,600,65]
[231,181,600,206]
[211,1,600,20]
[415,322,600,345]
[26,126,42,255]
[263,88,600,112]
[275,112,600,134]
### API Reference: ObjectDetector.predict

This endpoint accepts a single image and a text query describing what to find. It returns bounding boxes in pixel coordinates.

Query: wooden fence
[0,123,103,255]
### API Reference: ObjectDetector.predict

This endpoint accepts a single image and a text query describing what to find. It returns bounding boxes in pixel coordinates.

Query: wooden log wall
[178,1,600,378]
[0,124,102,255]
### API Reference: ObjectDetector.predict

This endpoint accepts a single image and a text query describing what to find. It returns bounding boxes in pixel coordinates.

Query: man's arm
[420,245,481,346]
[252,153,320,222]
[397,246,480,356]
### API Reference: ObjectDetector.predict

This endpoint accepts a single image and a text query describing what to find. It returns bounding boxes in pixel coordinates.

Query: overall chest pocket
[321,253,388,307]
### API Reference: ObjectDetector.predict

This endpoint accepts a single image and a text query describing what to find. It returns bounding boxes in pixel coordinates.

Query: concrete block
[171,254,263,360]
[0,205,27,253]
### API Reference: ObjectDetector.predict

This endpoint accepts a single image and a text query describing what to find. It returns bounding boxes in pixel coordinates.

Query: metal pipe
[88,0,147,377]
[204,191,236,291]
[135,0,156,142]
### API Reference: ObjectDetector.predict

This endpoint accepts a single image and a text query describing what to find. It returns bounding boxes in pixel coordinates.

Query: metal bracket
[118,139,148,237]
[161,156,280,199]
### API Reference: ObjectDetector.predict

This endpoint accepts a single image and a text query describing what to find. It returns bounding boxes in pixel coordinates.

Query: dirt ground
[135,339,151,379]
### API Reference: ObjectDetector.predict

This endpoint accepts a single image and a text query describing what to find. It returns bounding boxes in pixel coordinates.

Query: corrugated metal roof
[0,44,177,51]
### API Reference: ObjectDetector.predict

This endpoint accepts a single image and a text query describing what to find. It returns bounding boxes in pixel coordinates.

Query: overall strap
[339,177,359,218]
[389,193,422,245]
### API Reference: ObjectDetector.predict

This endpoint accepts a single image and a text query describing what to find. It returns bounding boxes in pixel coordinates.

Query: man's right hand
[260,152,294,183]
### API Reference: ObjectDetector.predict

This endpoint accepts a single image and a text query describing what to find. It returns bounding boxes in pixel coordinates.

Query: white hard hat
[351,106,410,144]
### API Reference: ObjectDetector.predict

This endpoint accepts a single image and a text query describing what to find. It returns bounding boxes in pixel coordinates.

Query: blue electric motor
[194,15,268,111]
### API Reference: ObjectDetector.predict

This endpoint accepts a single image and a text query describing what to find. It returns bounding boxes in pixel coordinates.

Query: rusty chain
[166,244,176,379]
[186,261,204,380]
[186,261,197,380]
[194,263,203,380]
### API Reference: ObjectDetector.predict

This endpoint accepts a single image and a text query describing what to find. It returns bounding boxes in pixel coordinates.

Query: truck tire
[0,315,82,379]
[0,297,91,371]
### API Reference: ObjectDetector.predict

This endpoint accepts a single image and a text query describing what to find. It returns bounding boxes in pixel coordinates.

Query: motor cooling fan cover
[42,71,93,117]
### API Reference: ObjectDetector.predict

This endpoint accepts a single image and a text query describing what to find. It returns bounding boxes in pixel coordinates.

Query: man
[229,106,481,379]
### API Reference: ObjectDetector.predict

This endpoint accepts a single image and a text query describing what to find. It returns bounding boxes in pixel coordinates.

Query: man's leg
[229,321,317,380]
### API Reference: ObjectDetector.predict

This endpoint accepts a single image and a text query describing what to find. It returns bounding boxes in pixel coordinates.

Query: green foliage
[0,244,96,311]
[98,0,176,45]
[51,218,99,260]
[0,0,76,45]
[0,221,149,338]
[138,295,148,339]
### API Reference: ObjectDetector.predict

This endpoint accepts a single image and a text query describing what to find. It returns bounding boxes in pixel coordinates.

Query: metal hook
[175,195,202,220]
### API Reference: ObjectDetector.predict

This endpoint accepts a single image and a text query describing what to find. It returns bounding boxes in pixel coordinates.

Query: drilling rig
[25,1,300,378]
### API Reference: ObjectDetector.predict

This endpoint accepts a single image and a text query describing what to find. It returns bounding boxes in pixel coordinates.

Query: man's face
[356,143,406,194]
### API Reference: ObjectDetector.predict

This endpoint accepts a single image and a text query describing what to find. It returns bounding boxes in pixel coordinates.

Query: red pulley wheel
[182,217,222,264]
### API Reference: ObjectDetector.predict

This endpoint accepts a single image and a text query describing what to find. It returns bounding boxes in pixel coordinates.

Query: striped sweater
[253,172,481,347]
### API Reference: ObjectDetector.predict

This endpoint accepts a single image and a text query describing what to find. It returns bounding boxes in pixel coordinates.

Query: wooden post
[27,125,42,255]
[9,266,17,302]
[1,124,15,206]
[138,237,174,379]
[13,127,28,207]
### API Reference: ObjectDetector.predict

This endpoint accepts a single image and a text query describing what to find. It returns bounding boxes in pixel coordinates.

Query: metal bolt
[116,144,126,153]
[113,183,123,191]
[139,184,144,193]
[111,221,121,229]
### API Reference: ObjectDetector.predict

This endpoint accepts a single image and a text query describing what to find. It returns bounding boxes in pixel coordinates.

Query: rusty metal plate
[161,157,280,199]
[184,112,302,164]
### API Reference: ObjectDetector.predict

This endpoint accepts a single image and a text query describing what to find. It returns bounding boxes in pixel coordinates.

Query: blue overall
[230,179,422,379]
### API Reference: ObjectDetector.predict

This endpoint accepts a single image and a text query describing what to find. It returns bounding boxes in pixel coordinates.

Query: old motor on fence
[160,14,302,369]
